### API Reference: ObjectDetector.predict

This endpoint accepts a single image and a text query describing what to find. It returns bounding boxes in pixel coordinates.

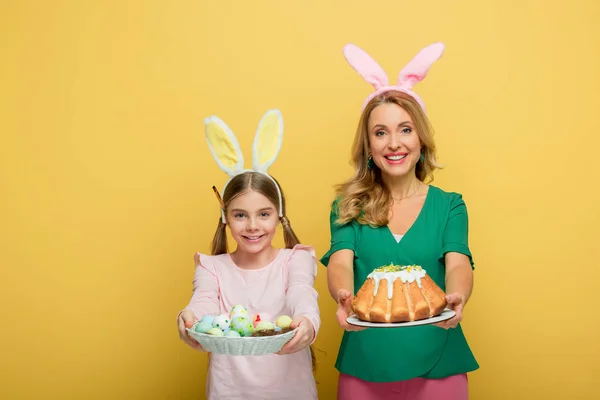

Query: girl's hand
[277,317,315,355]
[433,293,464,329]
[336,289,366,332]
[177,310,206,351]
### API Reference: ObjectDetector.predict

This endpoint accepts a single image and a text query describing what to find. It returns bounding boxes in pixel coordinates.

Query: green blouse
[320,185,479,382]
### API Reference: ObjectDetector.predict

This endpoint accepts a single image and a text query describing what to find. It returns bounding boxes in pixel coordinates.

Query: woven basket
[187,327,297,356]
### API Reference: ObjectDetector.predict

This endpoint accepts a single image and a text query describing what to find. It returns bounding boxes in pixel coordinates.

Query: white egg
[212,314,231,331]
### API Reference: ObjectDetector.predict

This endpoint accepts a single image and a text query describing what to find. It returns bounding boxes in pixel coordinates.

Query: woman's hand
[277,317,314,355]
[177,310,206,351]
[434,293,464,329]
[336,289,366,332]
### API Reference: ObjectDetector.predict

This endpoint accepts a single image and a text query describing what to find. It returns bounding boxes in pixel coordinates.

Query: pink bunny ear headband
[343,42,445,112]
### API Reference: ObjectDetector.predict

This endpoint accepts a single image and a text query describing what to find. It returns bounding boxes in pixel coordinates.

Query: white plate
[346,309,456,328]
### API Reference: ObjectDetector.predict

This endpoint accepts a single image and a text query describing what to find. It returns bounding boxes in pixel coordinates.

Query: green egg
[224,330,241,338]
[231,316,254,336]
[194,320,213,333]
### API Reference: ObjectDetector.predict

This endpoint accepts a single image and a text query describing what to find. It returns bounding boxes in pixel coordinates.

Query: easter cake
[351,264,447,323]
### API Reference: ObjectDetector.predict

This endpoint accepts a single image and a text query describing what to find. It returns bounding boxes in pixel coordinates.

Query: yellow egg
[255,321,274,331]
[207,327,224,336]
[276,315,292,329]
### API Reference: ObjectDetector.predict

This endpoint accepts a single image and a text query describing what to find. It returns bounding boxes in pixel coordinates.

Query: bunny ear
[398,42,445,90]
[204,116,244,177]
[343,44,389,89]
[252,109,283,173]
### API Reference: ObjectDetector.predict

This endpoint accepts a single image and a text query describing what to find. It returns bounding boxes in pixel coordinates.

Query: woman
[320,43,478,399]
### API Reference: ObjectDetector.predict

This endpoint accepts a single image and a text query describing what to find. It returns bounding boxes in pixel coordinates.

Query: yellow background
[2,0,599,399]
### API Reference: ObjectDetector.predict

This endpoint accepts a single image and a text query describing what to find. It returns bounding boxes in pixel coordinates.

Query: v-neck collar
[384,185,432,245]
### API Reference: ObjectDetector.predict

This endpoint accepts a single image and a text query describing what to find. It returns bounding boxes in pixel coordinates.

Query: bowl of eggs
[186,305,297,356]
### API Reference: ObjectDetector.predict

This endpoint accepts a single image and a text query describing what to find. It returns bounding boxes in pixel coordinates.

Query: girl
[322,43,478,399]
[177,110,320,400]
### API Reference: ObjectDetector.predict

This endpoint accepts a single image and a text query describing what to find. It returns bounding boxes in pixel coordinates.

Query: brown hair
[335,90,442,226]
[210,172,300,255]
[209,171,317,372]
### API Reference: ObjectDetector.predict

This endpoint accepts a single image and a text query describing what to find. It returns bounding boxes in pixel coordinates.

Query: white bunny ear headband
[343,42,445,112]
[204,109,284,224]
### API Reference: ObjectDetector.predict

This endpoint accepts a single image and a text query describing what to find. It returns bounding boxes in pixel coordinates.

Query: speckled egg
[193,320,213,333]
[200,315,215,326]
[207,327,224,336]
[224,330,241,338]
[229,305,249,320]
[231,316,254,337]
[212,314,231,330]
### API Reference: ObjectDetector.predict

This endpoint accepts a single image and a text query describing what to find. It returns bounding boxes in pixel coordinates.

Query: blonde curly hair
[335,90,442,226]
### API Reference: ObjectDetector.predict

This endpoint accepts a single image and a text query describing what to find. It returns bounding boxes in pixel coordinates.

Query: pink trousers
[337,373,468,400]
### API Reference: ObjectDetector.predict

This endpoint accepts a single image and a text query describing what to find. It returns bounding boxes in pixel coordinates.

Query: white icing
[367,265,427,299]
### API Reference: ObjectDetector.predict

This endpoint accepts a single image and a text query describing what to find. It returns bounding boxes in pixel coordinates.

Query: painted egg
[231,316,254,337]
[224,330,241,338]
[251,313,272,328]
[193,320,213,333]
[255,321,275,332]
[276,315,293,329]
[212,314,231,330]
[200,315,215,326]
[230,305,249,320]
[274,326,282,332]
[207,327,224,336]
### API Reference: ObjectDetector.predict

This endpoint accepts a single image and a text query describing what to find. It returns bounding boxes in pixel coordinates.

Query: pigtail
[310,347,317,374]
[279,215,318,373]
[280,216,300,249]
[211,217,228,255]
